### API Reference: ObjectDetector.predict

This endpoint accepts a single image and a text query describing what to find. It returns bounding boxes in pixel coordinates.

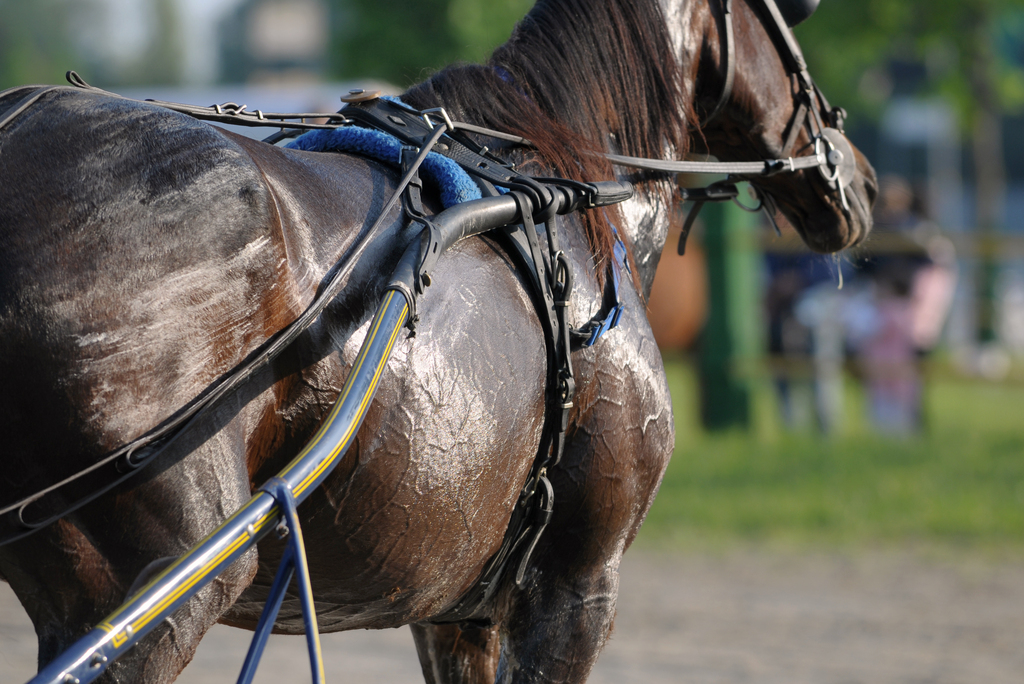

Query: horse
[0,0,876,681]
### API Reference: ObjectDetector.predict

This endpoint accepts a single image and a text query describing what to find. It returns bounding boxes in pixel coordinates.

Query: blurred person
[765,252,853,432]
[849,263,921,433]
[873,174,917,231]
[848,176,956,434]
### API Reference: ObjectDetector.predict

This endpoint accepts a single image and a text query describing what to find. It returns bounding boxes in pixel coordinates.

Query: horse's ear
[775,0,820,27]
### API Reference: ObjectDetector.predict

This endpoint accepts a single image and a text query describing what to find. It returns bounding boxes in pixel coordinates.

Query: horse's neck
[428,0,697,297]
[594,0,702,296]
[615,0,704,297]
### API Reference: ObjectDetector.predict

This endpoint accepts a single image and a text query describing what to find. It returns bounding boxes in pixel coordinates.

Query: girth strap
[427,191,574,625]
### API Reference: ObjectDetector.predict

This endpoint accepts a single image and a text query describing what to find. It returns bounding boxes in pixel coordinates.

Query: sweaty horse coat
[0,0,875,682]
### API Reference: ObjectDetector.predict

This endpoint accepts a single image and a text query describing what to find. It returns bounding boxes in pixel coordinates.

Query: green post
[699,197,761,430]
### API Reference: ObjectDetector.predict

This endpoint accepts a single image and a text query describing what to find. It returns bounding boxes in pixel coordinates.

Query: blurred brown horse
[0,0,874,682]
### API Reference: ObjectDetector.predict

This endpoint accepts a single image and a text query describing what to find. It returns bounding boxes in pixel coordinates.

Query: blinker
[775,0,819,26]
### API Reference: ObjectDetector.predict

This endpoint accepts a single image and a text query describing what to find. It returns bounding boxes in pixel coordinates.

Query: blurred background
[2,1,1024,681]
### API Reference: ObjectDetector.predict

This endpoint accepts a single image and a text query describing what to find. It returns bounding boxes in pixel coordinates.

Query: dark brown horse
[0,0,875,682]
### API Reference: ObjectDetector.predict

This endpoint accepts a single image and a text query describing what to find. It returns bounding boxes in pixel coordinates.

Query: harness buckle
[415,221,443,294]
[559,372,575,410]
[421,107,454,132]
[552,251,573,306]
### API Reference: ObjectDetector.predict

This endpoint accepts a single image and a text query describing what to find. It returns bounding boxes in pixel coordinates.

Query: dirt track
[2,549,1022,683]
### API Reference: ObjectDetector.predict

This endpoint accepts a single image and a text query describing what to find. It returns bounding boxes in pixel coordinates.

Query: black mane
[403,0,690,270]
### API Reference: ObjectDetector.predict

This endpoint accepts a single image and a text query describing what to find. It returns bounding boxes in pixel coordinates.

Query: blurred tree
[447,0,534,64]
[796,1,1024,119]
[0,0,182,90]
[0,0,86,88]
[328,0,531,86]
[124,0,184,86]
[329,0,458,86]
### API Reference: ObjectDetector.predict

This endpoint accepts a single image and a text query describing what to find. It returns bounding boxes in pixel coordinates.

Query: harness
[0,0,852,630]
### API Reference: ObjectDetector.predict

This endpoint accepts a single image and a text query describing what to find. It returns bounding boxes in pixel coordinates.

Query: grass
[636,355,1024,553]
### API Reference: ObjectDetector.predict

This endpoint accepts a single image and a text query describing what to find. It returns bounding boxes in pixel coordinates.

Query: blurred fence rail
[763,230,1024,259]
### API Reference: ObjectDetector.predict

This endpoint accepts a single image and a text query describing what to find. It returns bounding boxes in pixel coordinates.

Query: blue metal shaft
[30,290,410,684]
[237,546,295,684]
[237,478,325,684]
[264,478,326,684]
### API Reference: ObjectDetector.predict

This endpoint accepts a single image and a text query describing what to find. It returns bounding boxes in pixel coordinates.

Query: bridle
[607,0,857,253]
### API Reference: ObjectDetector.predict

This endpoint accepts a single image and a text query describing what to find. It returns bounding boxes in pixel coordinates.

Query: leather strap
[701,0,735,126]
[602,151,823,175]
[429,191,569,624]
[343,98,556,216]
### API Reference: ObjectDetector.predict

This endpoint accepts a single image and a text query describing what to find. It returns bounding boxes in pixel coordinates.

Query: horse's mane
[402,0,691,274]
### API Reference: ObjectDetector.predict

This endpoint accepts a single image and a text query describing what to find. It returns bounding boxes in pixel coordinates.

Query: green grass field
[636,356,1024,552]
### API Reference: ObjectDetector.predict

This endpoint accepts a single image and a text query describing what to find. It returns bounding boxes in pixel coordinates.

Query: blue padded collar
[285,124,482,208]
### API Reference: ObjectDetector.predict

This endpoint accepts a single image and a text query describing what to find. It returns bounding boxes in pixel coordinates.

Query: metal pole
[699,199,760,430]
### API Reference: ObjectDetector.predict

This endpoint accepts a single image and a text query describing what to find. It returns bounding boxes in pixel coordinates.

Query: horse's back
[225,230,550,632]
[0,88,312,491]
[0,86,550,632]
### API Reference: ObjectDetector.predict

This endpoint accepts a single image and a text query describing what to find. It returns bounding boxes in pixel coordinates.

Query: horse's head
[676,0,877,252]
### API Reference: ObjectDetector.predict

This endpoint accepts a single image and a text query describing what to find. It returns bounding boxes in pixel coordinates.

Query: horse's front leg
[0,415,258,683]
[496,329,675,683]
[410,623,501,684]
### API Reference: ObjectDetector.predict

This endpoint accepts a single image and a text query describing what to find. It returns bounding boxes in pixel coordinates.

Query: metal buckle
[814,135,850,211]
[421,107,454,132]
